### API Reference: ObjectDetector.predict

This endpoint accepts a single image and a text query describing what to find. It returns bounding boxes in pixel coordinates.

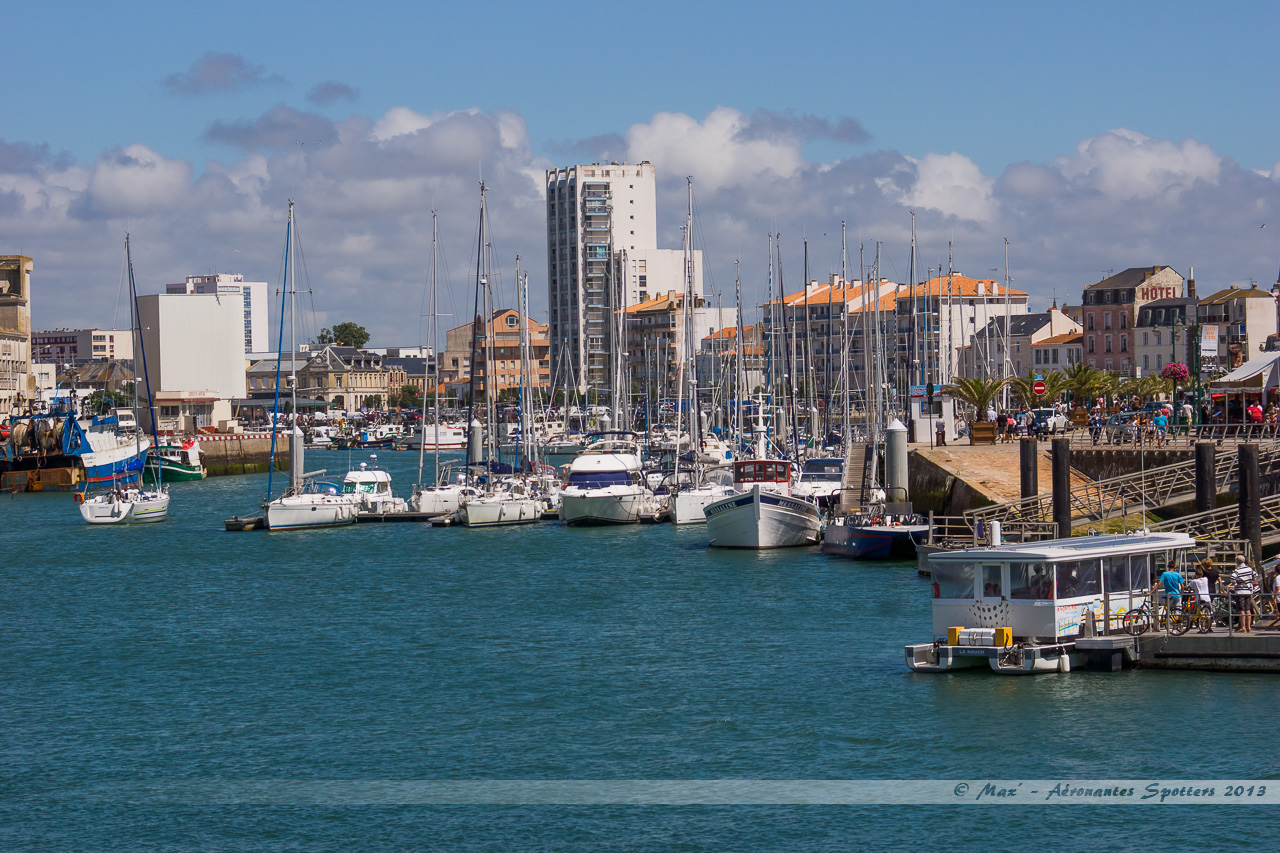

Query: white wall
[137,293,246,399]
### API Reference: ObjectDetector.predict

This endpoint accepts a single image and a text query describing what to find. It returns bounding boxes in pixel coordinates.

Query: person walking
[935,415,946,447]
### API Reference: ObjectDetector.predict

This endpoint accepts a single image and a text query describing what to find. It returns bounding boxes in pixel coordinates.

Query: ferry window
[1010,562,1054,599]
[1104,556,1131,594]
[1151,550,1171,582]
[1129,553,1151,590]
[1056,559,1100,598]
[981,564,1001,597]
[934,562,975,599]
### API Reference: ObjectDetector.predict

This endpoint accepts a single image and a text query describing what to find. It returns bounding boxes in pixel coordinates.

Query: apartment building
[1080,266,1185,376]
[166,273,269,352]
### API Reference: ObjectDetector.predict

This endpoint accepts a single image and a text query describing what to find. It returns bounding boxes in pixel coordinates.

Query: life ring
[74,492,85,503]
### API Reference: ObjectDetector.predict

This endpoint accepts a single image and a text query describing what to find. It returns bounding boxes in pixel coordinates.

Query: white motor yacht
[559,434,652,526]
[342,457,407,515]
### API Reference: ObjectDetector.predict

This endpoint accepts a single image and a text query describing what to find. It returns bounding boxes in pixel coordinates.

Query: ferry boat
[703,458,821,549]
[905,531,1197,675]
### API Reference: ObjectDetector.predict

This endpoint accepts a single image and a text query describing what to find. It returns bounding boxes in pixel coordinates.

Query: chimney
[1188,266,1196,299]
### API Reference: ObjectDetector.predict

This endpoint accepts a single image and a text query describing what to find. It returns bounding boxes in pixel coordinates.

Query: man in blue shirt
[1152,411,1168,446]
[1151,567,1186,611]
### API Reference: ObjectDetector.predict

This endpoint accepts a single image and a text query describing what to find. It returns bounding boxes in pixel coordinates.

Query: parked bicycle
[1123,594,1192,636]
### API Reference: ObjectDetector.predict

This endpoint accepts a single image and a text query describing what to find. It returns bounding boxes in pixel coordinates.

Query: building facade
[624,291,735,397]
[166,273,269,352]
[545,161,701,395]
[440,309,552,401]
[33,328,134,364]
[1080,266,1185,376]
[0,255,34,413]
[1134,297,1197,377]
[136,292,247,432]
[1197,285,1279,373]
[962,309,1081,379]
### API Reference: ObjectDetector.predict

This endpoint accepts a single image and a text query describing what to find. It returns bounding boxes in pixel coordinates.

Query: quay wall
[1135,632,1280,672]
[907,450,997,516]
[1068,448,1192,481]
[199,436,288,477]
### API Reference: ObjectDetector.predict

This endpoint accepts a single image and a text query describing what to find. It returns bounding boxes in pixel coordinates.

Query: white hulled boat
[666,467,735,525]
[704,458,821,548]
[264,482,359,530]
[343,456,407,515]
[559,434,652,525]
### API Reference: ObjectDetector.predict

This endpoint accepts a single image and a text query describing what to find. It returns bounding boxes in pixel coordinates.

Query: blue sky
[4,0,1279,344]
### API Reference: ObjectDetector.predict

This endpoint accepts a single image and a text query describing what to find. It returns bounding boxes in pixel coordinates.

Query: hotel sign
[1137,284,1179,301]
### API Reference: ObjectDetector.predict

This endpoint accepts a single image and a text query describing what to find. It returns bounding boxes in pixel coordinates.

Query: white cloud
[882,152,996,224]
[82,144,192,216]
[1054,128,1221,201]
[625,107,804,189]
[370,107,436,141]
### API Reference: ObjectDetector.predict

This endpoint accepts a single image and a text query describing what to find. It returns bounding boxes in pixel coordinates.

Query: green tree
[1062,363,1106,406]
[399,384,422,408]
[314,327,335,345]
[943,376,1009,421]
[362,394,382,410]
[331,322,370,349]
[1009,369,1068,409]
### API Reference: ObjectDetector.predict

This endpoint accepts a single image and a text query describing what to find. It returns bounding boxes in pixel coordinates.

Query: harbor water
[3,449,1276,849]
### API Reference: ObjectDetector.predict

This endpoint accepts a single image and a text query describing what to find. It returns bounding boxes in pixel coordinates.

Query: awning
[1207,350,1280,393]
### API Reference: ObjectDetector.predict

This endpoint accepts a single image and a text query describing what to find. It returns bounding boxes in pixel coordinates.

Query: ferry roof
[929,531,1195,563]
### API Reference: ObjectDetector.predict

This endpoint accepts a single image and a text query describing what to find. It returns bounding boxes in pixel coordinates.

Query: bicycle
[1123,595,1191,636]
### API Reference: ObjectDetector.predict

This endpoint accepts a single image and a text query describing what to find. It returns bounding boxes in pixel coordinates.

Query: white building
[1197,284,1279,373]
[546,161,701,394]
[0,255,34,413]
[962,308,1081,379]
[136,293,247,432]
[166,273,269,353]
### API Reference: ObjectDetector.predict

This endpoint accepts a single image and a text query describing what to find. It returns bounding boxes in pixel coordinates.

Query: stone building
[1080,266,1185,376]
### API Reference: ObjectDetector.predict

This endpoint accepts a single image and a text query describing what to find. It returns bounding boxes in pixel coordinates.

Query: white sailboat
[263,202,359,531]
[79,234,169,525]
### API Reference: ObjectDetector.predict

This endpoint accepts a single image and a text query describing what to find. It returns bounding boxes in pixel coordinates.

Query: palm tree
[943,376,1009,421]
[1009,369,1068,409]
[1062,363,1106,407]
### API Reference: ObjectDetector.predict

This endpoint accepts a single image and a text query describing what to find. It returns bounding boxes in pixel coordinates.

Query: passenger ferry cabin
[905,531,1196,675]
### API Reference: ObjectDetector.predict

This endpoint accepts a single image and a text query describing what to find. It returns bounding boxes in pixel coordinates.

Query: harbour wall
[907,450,998,516]
[199,436,288,477]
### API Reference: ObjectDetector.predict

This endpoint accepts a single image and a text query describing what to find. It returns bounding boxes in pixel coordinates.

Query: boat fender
[1057,655,1071,673]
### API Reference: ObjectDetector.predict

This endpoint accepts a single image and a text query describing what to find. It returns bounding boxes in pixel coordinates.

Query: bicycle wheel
[1170,608,1192,636]
[1123,608,1149,636]
[1196,605,1214,633]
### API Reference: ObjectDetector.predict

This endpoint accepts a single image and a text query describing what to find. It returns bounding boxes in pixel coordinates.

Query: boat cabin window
[1055,559,1101,599]
[566,471,633,489]
[981,564,1002,597]
[1010,562,1054,599]
[341,481,378,494]
[933,562,975,599]
[735,461,789,483]
[1104,554,1151,594]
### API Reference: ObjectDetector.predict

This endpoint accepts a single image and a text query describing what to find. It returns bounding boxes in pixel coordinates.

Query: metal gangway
[965,440,1280,528]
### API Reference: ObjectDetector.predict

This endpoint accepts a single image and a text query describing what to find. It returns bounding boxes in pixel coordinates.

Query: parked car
[1104,411,1142,444]
[1030,407,1069,436]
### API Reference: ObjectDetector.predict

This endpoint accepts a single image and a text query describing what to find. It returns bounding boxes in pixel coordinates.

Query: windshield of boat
[341,481,378,494]
[566,471,634,489]
[799,460,843,482]
[734,461,790,483]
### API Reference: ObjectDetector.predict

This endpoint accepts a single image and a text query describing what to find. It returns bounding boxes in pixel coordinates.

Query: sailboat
[79,234,170,524]
[262,202,359,531]
[455,186,542,528]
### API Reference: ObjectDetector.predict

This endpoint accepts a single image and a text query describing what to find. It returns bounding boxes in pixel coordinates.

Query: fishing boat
[78,234,169,524]
[905,530,1196,675]
[3,407,149,493]
[821,506,929,559]
[703,457,821,548]
[559,433,652,525]
[143,438,205,482]
[260,202,359,531]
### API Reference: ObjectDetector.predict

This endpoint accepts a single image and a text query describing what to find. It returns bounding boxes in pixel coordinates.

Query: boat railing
[924,513,1059,550]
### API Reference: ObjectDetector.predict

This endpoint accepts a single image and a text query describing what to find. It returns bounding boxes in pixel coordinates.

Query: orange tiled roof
[1035,332,1083,346]
[902,273,1027,299]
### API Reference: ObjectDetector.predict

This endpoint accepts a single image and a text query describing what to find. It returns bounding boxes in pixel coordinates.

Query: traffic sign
[1033,380,1047,396]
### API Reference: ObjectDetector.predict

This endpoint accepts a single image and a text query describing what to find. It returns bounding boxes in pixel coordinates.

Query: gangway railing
[1067,422,1280,450]
[1148,492,1280,543]
[965,441,1280,528]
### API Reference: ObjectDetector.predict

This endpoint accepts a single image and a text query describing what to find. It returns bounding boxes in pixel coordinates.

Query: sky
[4,0,1279,348]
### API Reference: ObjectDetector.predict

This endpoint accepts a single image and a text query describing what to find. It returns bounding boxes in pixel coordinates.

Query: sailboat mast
[734,259,745,452]
[431,213,441,482]
[467,183,487,456]
[840,221,850,459]
[125,234,142,465]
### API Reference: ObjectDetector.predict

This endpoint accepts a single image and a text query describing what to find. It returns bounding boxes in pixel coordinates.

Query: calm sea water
[2,449,1276,850]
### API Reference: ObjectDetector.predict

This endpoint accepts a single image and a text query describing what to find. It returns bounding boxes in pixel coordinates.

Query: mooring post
[1195,441,1216,515]
[1020,436,1038,501]
[1238,442,1261,565]
[1052,437,1071,538]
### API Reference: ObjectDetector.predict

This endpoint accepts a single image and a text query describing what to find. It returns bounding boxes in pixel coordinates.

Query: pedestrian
[1181,400,1194,425]
[935,414,946,446]
[1151,562,1188,614]
[1229,554,1259,633]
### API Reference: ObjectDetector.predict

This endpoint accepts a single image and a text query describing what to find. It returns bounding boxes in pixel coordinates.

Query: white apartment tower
[546,161,701,395]
[166,273,268,353]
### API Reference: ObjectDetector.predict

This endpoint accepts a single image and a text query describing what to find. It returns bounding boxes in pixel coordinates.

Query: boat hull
[265,495,359,530]
[79,489,170,524]
[559,487,648,525]
[670,487,733,525]
[459,497,542,527]
[704,486,821,549]
[821,521,928,560]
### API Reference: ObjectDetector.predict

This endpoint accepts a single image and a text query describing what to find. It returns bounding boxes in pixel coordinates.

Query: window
[1154,331,1161,345]
[1105,337,1113,353]
[1104,313,1112,330]
[1052,350,1059,364]
[1120,337,1127,352]
[1120,314,1127,329]
[1035,350,1042,365]
[1143,354,1150,370]
[1087,315,1094,331]
[1142,332,1149,346]
[934,562,975,599]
